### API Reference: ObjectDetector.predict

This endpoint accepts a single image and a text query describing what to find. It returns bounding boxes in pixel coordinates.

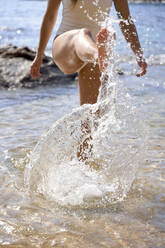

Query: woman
[30,0,147,106]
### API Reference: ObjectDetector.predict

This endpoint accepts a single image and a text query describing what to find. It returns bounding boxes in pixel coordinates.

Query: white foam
[25,15,146,208]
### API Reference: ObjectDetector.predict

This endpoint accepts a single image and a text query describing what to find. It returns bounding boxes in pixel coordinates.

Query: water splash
[25,8,146,208]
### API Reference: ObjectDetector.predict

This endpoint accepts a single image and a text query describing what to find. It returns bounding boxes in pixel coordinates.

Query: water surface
[0,1,165,247]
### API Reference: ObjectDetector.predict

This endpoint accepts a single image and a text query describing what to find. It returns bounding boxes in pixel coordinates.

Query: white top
[57,0,113,41]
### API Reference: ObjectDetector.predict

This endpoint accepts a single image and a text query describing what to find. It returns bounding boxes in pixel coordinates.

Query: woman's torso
[57,0,113,41]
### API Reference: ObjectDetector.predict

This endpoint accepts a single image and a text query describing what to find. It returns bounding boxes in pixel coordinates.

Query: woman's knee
[52,57,76,74]
[52,43,72,73]
[52,39,84,74]
[52,54,80,74]
[52,29,93,74]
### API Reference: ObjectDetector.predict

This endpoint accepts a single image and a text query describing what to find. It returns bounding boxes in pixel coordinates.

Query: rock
[0,45,77,88]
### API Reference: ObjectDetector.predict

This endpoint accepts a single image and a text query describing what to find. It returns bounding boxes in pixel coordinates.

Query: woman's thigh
[52,29,85,74]
[78,63,101,105]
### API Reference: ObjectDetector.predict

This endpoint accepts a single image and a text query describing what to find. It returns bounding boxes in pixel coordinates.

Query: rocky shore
[0,45,125,89]
[0,45,77,88]
[0,42,164,89]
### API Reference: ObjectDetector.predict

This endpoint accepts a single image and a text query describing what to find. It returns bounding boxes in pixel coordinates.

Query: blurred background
[1,0,165,56]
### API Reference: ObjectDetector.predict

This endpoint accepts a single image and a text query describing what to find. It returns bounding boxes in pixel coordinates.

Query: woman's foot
[97,28,113,72]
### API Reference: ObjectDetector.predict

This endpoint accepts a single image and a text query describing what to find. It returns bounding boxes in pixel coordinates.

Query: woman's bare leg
[78,29,111,105]
[77,30,111,161]
[77,63,101,161]
[78,63,101,105]
[52,28,111,161]
[52,28,98,74]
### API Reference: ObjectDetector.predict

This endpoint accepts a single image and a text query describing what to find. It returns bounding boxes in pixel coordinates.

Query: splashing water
[25,6,146,208]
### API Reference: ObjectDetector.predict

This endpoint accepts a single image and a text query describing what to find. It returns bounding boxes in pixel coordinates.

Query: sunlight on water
[25,11,147,208]
[1,1,165,247]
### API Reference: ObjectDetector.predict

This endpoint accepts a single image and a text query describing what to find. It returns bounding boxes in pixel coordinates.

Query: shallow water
[1,1,165,247]
[0,78,165,247]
